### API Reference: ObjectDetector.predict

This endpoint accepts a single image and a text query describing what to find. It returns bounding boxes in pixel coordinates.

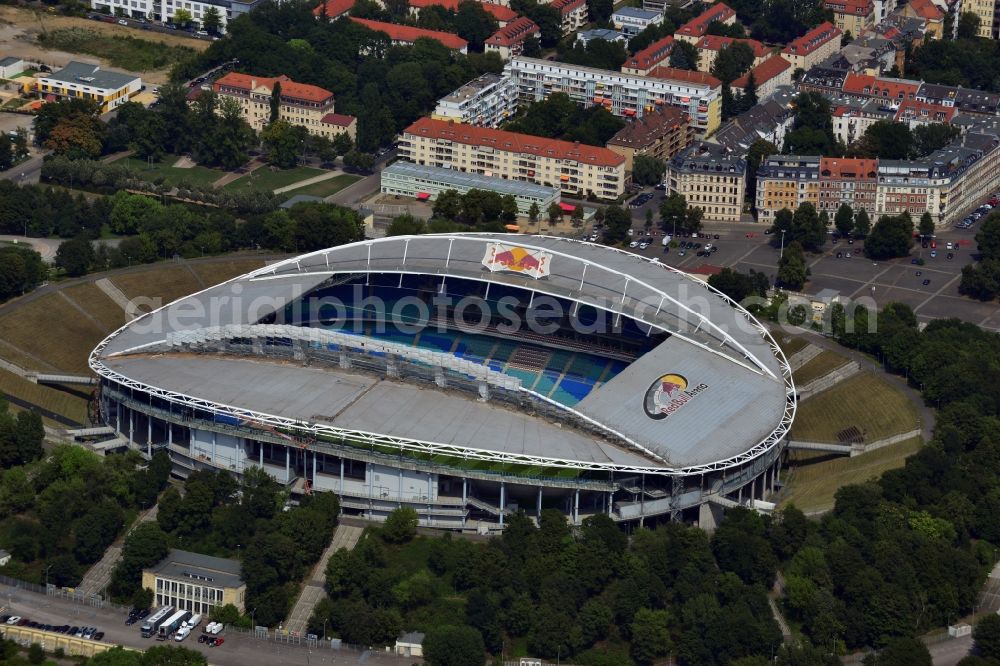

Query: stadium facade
[90,235,795,531]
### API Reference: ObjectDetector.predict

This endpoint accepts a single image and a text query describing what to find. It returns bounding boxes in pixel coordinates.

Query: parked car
[922,279,931,286]
[117,18,128,25]
[94,632,105,641]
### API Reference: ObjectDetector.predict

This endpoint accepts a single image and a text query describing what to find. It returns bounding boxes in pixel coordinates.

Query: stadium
[89,234,795,530]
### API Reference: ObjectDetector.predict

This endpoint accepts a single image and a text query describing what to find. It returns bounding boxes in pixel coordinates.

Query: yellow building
[754,155,820,223]
[213,72,357,143]
[825,0,874,37]
[399,117,626,199]
[965,0,996,37]
[900,0,946,38]
[35,61,140,113]
[666,142,746,222]
[142,549,246,615]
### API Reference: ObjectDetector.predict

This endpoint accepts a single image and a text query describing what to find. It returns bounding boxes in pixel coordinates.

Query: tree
[854,208,871,237]
[44,115,105,159]
[386,214,426,236]
[202,6,222,34]
[455,1,499,49]
[27,643,43,665]
[865,214,913,260]
[835,203,854,237]
[632,155,666,186]
[54,237,94,277]
[261,120,305,169]
[669,40,700,70]
[853,120,912,159]
[784,92,836,156]
[132,586,154,611]
[912,123,961,157]
[708,267,769,302]
[172,8,193,26]
[343,150,374,172]
[528,202,540,227]
[631,608,672,665]
[791,202,826,251]
[382,507,418,544]
[587,0,613,22]
[957,11,981,38]
[548,202,564,226]
[711,41,755,85]
[659,192,687,236]
[975,614,1000,659]
[976,213,1000,260]
[522,36,542,58]
[868,637,932,665]
[0,135,13,172]
[777,241,808,290]
[423,625,485,666]
[602,204,631,243]
[270,80,282,123]
[919,211,935,239]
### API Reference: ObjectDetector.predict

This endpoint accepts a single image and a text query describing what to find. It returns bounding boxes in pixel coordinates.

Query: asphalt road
[0,584,413,666]
[88,14,218,43]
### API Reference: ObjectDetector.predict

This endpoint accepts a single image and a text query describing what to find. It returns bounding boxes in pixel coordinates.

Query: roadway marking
[848,263,895,299]
[913,272,963,313]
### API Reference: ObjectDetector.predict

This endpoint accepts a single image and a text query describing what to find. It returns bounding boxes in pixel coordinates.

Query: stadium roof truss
[90,234,797,477]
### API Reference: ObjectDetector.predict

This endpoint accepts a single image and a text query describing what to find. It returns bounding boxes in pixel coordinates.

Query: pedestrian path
[283,524,363,636]
[77,504,159,597]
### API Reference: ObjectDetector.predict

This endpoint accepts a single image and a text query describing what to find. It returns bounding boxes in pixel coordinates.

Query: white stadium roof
[91,234,795,475]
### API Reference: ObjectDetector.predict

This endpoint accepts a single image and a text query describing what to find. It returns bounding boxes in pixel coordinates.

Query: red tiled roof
[321,113,357,126]
[908,0,944,20]
[313,0,354,18]
[895,99,956,123]
[695,35,769,58]
[781,21,841,56]
[819,157,878,179]
[732,55,790,88]
[622,35,673,71]
[551,0,586,15]
[644,65,721,88]
[487,16,539,47]
[349,17,469,49]
[676,3,736,38]
[824,0,873,16]
[407,0,517,21]
[214,72,334,104]
[842,72,920,100]
[403,117,625,167]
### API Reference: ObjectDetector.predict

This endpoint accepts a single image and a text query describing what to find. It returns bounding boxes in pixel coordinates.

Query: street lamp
[44,564,53,591]
[779,229,786,260]
[322,619,327,641]
[250,607,256,630]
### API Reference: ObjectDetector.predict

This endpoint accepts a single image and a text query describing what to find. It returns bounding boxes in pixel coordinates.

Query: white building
[432,73,518,128]
[611,7,663,37]
[35,61,141,113]
[504,56,722,135]
[90,0,259,32]
[575,28,625,47]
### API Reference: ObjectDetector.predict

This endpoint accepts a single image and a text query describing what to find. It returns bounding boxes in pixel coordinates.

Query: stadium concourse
[89,234,795,531]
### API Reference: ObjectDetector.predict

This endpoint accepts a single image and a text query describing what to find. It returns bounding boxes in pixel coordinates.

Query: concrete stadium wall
[0,625,134,658]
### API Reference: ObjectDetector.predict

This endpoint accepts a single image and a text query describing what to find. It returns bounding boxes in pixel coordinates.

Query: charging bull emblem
[643,373,710,420]
[483,243,552,279]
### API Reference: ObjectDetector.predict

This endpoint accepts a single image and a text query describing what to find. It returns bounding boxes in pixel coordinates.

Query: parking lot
[608,188,1000,333]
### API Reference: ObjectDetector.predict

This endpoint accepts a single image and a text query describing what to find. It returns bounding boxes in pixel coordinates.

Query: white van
[661,235,671,246]
[174,626,191,641]
[186,614,202,630]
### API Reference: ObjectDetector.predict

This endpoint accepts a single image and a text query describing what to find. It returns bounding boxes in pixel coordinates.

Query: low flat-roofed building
[666,141,746,222]
[380,160,560,215]
[0,57,25,79]
[433,73,518,128]
[606,105,691,171]
[36,61,140,113]
[485,17,540,60]
[611,7,663,37]
[142,549,246,616]
[576,28,626,47]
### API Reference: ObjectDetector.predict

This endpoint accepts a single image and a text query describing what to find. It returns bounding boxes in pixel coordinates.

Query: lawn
[61,283,127,334]
[781,436,923,514]
[38,28,196,71]
[191,258,268,288]
[774,334,809,357]
[790,371,920,443]
[0,367,89,425]
[793,350,849,386]
[112,265,203,306]
[223,166,325,193]
[286,174,362,198]
[0,292,107,374]
[117,155,227,189]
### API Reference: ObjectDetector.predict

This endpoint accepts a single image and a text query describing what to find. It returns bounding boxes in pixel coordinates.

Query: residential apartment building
[505,56,722,135]
[780,22,842,72]
[964,0,997,37]
[841,72,920,107]
[900,0,945,38]
[611,7,663,37]
[485,17,540,60]
[606,105,691,171]
[381,160,559,215]
[433,73,518,127]
[824,0,874,36]
[552,0,588,35]
[665,142,746,222]
[349,18,469,52]
[818,157,879,214]
[831,101,894,145]
[876,160,939,217]
[143,550,246,615]
[35,61,140,113]
[692,36,769,73]
[674,3,737,43]
[755,155,820,223]
[895,99,956,129]
[313,0,354,19]
[93,0,250,32]
[398,117,627,199]
[730,55,791,99]
[213,72,356,141]
[916,83,1000,116]
[621,36,674,76]
[712,99,794,153]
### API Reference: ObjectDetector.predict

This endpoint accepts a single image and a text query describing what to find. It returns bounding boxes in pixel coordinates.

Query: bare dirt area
[0,6,208,84]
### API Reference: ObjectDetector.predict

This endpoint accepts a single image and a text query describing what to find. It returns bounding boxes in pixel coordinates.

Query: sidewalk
[283,524,363,636]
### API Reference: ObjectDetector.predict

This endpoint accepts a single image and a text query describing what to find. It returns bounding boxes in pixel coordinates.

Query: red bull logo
[483,243,552,279]
[643,373,709,420]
